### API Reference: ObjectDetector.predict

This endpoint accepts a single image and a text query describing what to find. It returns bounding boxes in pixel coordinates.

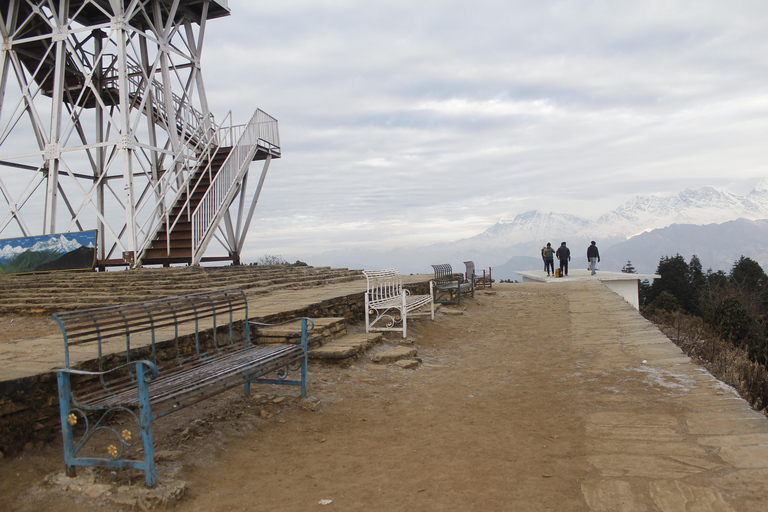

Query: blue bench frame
[54,287,313,487]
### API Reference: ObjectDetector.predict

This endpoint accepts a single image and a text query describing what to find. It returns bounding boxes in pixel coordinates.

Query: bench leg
[244,318,310,398]
[401,292,407,338]
[429,282,435,320]
[56,371,77,479]
[364,293,371,334]
[136,362,157,488]
[300,318,308,397]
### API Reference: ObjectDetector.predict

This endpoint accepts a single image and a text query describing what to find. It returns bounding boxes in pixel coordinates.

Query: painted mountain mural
[0,231,96,275]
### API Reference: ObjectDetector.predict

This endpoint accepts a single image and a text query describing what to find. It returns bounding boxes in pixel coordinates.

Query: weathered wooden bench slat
[55,287,312,487]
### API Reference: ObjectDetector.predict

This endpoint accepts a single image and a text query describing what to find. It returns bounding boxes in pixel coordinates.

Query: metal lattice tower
[0,0,280,268]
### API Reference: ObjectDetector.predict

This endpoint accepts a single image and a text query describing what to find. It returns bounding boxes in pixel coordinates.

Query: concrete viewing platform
[516,268,661,309]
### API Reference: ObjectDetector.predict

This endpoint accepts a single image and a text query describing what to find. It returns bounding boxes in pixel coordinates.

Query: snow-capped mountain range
[310,179,768,278]
[475,180,768,250]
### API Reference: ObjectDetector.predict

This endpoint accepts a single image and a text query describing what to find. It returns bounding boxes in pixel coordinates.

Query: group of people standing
[540,241,600,277]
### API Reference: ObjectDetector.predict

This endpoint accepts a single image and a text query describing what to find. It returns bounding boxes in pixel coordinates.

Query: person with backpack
[541,242,555,276]
[587,241,600,275]
[556,242,571,277]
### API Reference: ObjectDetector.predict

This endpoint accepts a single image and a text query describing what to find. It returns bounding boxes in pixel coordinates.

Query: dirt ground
[0,283,762,511]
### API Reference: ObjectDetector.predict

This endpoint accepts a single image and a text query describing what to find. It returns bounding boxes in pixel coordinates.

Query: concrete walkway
[554,280,768,510]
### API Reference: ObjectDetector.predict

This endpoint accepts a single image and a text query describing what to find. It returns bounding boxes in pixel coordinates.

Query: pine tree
[621,261,636,274]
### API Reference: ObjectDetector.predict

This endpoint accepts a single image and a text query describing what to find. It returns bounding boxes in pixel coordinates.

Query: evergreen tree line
[628,255,768,367]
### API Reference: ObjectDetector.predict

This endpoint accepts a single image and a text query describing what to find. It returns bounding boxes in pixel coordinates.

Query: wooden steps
[141,148,233,265]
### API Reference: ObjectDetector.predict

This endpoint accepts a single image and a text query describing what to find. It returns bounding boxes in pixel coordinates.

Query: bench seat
[74,344,303,412]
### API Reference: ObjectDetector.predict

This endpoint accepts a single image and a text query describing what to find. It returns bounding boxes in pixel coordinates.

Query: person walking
[556,242,571,277]
[587,241,600,275]
[541,242,555,276]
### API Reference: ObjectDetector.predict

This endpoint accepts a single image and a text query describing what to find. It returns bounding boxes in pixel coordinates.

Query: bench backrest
[464,261,475,281]
[53,288,249,374]
[363,268,403,300]
[431,263,456,285]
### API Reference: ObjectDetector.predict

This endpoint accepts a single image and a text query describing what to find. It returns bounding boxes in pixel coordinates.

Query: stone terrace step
[309,333,384,361]
[0,265,363,314]
[252,314,387,362]
[253,317,348,348]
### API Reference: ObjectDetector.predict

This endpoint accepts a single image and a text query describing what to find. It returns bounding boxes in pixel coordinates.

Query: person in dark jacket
[587,241,600,275]
[541,242,555,276]
[556,242,570,277]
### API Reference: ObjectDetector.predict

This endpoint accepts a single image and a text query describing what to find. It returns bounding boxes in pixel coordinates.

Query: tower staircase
[137,108,280,267]
[140,146,232,265]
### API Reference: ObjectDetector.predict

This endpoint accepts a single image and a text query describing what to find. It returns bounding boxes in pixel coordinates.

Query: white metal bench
[363,269,434,338]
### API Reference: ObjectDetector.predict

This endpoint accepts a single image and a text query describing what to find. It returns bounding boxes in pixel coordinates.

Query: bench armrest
[58,359,159,382]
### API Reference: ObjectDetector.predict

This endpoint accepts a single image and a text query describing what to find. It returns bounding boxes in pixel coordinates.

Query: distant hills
[602,219,768,275]
[308,181,768,280]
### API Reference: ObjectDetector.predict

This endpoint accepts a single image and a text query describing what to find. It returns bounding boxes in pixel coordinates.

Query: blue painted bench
[431,263,474,305]
[54,287,313,487]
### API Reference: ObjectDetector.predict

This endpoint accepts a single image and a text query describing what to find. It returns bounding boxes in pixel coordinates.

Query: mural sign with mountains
[0,231,97,275]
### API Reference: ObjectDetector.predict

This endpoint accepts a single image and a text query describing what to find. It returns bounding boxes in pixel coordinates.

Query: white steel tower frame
[0,0,279,267]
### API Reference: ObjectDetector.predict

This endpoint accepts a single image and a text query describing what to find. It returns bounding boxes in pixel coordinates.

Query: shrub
[713,296,752,346]
[256,255,288,265]
[645,291,680,315]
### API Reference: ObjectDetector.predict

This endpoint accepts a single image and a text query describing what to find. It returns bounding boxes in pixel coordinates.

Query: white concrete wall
[603,279,640,310]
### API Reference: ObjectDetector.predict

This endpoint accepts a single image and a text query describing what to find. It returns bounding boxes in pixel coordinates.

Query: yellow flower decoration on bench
[66,413,77,426]
[121,429,132,442]
[107,445,118,458]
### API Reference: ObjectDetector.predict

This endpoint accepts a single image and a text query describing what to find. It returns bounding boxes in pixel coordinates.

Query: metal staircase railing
[124,65,218,263]
[125,66,215,147]
[124,71,279,265]
[191,109,279,264]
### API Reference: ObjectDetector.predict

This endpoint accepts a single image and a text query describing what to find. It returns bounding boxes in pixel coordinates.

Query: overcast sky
[5,1,764,263]
[198,0,768,261]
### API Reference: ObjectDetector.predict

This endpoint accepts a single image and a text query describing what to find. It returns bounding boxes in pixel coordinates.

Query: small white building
[515,269,660,310]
